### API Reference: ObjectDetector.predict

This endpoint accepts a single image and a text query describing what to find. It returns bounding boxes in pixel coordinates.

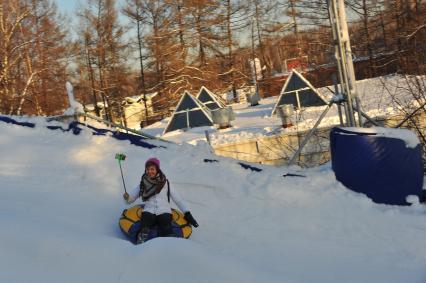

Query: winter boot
[136,228,149,244]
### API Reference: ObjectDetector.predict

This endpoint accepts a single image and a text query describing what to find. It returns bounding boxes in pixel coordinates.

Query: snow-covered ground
[1,117,426,283]
[144,74,423,146]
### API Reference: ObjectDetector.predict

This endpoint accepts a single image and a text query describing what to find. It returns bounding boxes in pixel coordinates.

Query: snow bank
[1,118,426,283]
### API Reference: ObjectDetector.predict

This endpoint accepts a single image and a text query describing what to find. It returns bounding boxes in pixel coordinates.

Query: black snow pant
[140,212,173,237]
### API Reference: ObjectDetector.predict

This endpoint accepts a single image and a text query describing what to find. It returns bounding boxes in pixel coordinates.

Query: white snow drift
[0,118,426,283]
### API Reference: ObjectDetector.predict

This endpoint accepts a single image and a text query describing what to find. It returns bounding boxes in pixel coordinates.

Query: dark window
[297,89,327,107]
[277,91,298,108]
[188,110,213,127]
[165,110,213,133]
[198,89,212,103]
[284,73,308,92]
[204,101,221,110]
[176,94,198,112]
[198,89,221,109]
[165,112,188,133]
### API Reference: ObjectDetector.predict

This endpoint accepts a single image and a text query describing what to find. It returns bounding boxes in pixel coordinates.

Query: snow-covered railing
[81,113,173,143]
[47,112,174,144]
[54,81,174,144]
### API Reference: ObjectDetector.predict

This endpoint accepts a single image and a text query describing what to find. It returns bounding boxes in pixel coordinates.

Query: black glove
[184,211,199,228]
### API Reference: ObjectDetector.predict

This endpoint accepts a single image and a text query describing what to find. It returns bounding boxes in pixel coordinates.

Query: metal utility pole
[251,18,258,88]
[287,0,366,166]
[327,0,361,127]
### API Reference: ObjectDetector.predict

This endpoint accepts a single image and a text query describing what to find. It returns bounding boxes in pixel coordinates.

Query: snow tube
[330,127,423,205]
[119,205,192,244]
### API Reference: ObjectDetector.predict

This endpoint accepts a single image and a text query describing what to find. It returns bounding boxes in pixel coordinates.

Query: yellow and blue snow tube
[119,205,192,244]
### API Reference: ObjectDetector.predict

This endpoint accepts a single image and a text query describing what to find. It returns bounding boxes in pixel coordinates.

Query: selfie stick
[115,153,127,194]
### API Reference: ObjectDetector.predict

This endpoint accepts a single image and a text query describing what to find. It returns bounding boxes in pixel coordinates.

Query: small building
[84,92,158,129]
[121,92,157,129]
[84,101,109,120]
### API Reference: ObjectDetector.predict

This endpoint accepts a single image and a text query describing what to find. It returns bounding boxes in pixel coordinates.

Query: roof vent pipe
[212,106,235,129]
[277,104,294,128]
[246,91,260,106]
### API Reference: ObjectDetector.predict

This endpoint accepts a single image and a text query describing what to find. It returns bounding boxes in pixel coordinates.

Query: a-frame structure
[196,86,225,110]
[163,91,213,134]
[272,70,327,115]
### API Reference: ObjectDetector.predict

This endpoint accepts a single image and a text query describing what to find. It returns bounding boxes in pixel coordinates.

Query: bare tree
[123,0,149,121]
[0,0,68,116]
[76,0,130,122]
[217,0,248,98]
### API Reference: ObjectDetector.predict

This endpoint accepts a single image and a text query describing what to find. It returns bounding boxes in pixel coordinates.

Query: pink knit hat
[145,157,160,169]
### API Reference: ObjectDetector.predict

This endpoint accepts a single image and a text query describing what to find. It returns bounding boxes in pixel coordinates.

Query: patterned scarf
[139,171,167,201]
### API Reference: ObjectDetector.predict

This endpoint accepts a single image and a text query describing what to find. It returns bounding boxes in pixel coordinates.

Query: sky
[55,0,78,16]
[54,0,126,16]
[54,0,133,40]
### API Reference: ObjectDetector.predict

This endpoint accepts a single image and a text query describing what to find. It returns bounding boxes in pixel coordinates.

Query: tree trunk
[136,10,148,123]
[362,0,374,76]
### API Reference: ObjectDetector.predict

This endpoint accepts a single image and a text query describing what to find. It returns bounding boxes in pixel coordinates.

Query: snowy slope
[1,118,426,283]
[143,74,423,146]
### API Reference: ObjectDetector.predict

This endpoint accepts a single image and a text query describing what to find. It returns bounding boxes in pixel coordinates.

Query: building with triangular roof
[163,91,213,134]
[272,70,327,115]
[196,86,225,110]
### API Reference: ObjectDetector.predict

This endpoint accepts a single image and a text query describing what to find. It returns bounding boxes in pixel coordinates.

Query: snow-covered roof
[85,101,108,110]
[125,92,158,104]
[143,74,424,145]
